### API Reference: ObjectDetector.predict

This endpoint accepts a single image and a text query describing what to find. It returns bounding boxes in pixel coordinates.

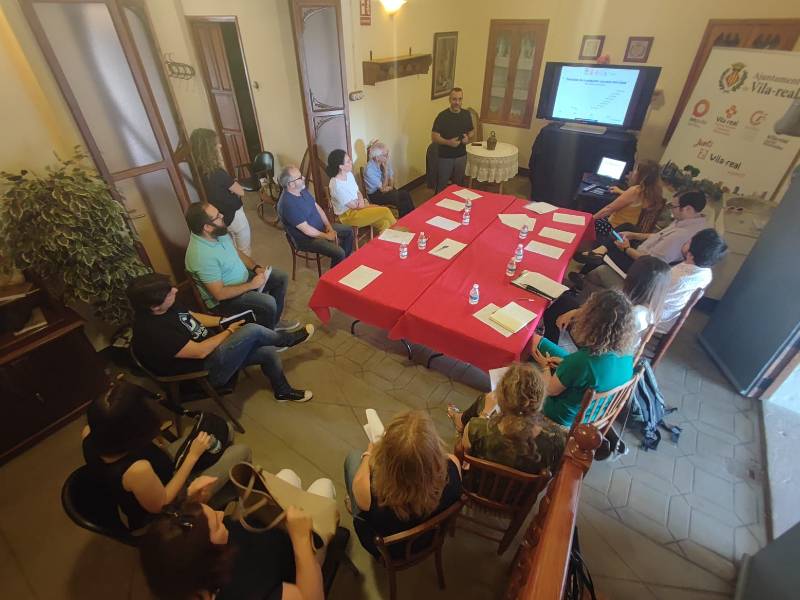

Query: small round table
[465,141,519,193]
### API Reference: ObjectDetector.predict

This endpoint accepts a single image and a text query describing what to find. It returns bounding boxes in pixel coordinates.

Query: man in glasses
[184,202,300,332]
[277,164,354,268]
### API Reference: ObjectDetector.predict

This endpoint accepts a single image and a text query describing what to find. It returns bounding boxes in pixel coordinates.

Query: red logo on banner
[360,0,371,25]
[725,105,738,119]
[692,99,710,118]
[750,110,767,126]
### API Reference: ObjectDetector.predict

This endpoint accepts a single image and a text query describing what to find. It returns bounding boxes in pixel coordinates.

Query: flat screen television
[536,63,661,131]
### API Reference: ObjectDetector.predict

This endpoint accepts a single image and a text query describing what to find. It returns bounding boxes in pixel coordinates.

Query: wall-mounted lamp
[379,0,407,16]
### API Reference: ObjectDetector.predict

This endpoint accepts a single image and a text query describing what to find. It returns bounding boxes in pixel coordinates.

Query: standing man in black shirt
[431,87,474,193]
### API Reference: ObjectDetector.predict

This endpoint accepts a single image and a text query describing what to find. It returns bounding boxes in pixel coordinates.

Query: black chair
[61,465,137,546]
[237,151,281,223]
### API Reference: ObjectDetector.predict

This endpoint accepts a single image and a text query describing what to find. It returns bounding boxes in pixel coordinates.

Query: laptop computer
[582,157,627,194]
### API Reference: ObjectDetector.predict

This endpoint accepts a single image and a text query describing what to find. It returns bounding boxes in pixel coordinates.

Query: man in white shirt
[657,228,728,333]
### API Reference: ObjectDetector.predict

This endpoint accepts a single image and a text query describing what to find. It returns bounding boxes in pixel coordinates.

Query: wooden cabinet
[663,18,800,145]
[480,20,548,129]
[0,289,107,464]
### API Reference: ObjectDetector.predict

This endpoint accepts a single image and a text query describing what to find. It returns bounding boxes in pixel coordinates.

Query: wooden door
[191,20,250,174]
[662,18,800,145]
[290,0,351,203]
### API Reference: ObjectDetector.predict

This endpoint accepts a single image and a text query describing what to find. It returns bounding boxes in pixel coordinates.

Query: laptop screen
[596,157,627,180]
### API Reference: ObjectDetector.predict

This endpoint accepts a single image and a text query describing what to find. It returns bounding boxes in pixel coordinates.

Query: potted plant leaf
[0,147,150,325]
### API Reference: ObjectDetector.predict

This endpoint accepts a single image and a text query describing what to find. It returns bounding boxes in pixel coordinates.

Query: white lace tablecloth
[466,141,519,183]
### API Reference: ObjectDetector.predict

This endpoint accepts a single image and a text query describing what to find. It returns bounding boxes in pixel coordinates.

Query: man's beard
[211,224,228,237]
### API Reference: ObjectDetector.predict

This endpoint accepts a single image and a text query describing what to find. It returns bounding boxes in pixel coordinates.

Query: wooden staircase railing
[505,424,603,600]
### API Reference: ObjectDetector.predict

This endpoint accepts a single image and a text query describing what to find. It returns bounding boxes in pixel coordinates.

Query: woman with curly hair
[189,128,252,256]
[343,410,461,558]
[449,363,566,474]
[531,289,637,428]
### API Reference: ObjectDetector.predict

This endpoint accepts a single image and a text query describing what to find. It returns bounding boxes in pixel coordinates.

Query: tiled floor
[0,177,766,598]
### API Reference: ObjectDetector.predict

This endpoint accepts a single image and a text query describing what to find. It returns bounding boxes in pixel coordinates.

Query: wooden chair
[467,106,483,142]
[360,165,400,219]
[569,368,642,438]
[129,346,245,434]
[185,271,211,312]
[639,288,704,370]
[373,497,465,600]
[285,232,323,280]
[458,454,552,555]
[505,425,603,600]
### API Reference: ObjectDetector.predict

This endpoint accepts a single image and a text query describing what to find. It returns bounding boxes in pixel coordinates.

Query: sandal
[447,403,464,434]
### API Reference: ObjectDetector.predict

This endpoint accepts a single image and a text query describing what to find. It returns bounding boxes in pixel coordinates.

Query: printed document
[538,227,576,244]
[378,229,415,245]
[428,238,466,260]
[436,198,466,211]
[525,240,564,259]
[452,188,482,201]
[552,212,586,226]
[473,303,513,338]
[426,216,461,231]
[339,265,382,291]
[499,213,536,231]
[489,302,538,334]
[524,201,558,214]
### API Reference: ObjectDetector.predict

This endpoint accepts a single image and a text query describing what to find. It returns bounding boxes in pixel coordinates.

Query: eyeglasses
[210,213,224,223]
[288,175,305,184]
[666,203,680,209]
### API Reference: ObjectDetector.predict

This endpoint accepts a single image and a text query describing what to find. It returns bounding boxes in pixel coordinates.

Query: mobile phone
[611,229,624,243]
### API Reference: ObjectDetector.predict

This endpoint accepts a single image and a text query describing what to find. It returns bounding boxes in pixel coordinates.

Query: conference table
[308,185,592,371]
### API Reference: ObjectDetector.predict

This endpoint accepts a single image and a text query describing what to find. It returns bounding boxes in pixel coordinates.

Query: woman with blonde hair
[327,149,396,233]
[449,363,566,474]
[531,289,637,428]
[189,128,253,256]
[344,410,462,557]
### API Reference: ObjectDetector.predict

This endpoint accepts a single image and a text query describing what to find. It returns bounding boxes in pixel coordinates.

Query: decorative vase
[486,131,498,150]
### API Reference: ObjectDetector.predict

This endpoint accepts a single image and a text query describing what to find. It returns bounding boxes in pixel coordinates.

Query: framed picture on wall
[578,35,605,60]
[431,31,458,99]
[624,36,654,63]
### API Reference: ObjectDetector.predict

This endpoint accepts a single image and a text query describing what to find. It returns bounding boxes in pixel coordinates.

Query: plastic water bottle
[468,283,480,305]
[462,208,471,226]
[514,243,524,263]
[465,199,473,211]
[417,231,427,250]
[506,257,517,277]
[399,243,408,259]
[519,224,529,239]
[206,435,222,455]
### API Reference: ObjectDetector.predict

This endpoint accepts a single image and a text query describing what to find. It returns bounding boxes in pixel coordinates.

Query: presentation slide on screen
[552,66,640,125]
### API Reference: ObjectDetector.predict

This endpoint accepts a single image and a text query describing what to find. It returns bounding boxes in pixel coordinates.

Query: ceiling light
[380,0,407,15]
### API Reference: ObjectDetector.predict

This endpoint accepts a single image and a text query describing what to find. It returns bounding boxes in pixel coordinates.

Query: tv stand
[560,123,607,135]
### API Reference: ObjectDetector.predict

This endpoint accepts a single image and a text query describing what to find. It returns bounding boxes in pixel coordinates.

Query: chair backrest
[185,270,211,312]
[61,465,137,546]
[358,165,369,197]
[374,497,465,569]
[649,287,703,369]
[570,368,642,437]
[284,231,299,252]
[467,106,483,142]
[634,323,657,364]
[461,454,551,517]
[251,151,275,178]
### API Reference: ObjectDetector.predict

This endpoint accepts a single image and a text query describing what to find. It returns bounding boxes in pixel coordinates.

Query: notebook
[603,254,627,279]
[473,303,513,338]
[220,310,257,328]
[512,271,569,301]
[488,302,538,334]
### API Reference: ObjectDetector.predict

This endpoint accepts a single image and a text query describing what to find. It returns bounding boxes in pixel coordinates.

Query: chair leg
[316,254,322,277]
[291,253,297,281]
[435,545,446,590]
[498,514,524,555]
[387,567,398,600]
[198,379,245,433]
[352,226,360,250]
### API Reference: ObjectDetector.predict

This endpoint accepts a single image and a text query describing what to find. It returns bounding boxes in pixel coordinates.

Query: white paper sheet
[452,188,482,201]
[514,271,569,299]
[489,367,509,391]
[378,229,415,245]
[603,254,627,279]
[489,302,538,334]
[538,227,576,244]
[363,408,385,443]
[552,212,586,226]
[525,240,565,259]
[473,303,513,338]
[426,215,461,231]
[436,198,466,211]
[339,265,382,291]
[428,238,466,260]
[498,213,536,231]
[524,201,558,214]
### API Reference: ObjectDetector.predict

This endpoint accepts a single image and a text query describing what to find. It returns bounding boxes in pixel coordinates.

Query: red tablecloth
[389,199,591,370]
[308,186,517,330]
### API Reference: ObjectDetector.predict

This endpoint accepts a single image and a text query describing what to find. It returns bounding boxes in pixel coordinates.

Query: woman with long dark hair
[593,160,664,231]
[326,149,396,233]
[190,128,253,256]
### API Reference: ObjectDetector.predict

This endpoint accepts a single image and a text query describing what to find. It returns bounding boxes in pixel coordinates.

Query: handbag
[172,411,232,472]
[229,462,339,554]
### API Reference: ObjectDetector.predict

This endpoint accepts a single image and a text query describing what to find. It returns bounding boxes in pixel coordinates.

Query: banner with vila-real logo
[662,47,800,201]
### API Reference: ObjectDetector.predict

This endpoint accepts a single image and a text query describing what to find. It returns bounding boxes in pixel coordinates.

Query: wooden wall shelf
[362,53,432,86]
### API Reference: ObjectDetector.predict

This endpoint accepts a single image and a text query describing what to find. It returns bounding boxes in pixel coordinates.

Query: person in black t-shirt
[431,87,474,192]
[127,273,314,403]
[190,128,253,256]
[140,501,324,600]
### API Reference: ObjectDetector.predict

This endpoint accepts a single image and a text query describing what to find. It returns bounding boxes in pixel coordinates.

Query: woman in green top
[531,289,637,428]
[448,363,566,474]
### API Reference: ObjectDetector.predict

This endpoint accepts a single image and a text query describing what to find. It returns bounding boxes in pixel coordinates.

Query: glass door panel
[302,7,344,111]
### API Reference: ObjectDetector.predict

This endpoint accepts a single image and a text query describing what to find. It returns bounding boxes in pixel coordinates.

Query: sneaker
[278,324,315,348]
[275,319,301,332]
[573,251,604,266]
[275,388,313,403]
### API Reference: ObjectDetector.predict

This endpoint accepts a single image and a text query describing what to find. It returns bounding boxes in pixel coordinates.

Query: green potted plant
[0,147,149,325]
